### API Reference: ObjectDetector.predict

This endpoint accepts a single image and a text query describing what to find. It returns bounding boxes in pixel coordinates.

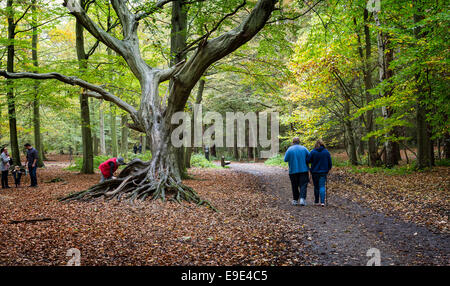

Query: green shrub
[435,159,450,167]
[127,151,152,162]
[349,164,416,175]
[190,154,220,168]
[264,154,288,168]
[331,156,351,167]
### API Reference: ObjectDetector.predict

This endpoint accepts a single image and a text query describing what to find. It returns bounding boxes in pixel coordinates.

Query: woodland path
[229,163,449,266]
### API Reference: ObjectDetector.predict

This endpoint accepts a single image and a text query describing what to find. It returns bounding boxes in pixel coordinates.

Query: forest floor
[0,155,448,265]
[0,155,308,266]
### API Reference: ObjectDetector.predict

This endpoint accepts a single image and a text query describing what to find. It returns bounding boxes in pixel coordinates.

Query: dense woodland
[0,0,449,267]
[0,0,448,177]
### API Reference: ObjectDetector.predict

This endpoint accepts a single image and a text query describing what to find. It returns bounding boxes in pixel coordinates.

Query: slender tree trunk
[358,115,365,155]
[141,135,146,154]
[6,0,21,166]
[443,133,450,159]
[31,0,44,167]
[374,10,398,167]
[344,98,358,165]
[90,98,99,156]
[356,11,378,166]
[414,2,432,169]
[121,114,129,159]
[76,3,93,174]
[110,103,118,157]
[99,100,106,155]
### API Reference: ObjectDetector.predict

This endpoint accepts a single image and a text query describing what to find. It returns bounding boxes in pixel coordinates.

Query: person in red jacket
[99,157,126,183]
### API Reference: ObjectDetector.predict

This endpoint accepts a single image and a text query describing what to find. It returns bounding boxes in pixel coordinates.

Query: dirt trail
[229,162,449,266]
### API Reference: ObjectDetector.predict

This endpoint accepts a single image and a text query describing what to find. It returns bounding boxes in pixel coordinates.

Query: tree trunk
[444,132,450,159]
[76,4,94,174]
[90,98,99,156]
[414,3,432,169]
[141,135,146,154]
[357,10,378,166]
[344,98,358,165]
[32,0,44,167]
[121,114,129,159]
[170,0,189,177]
[99,100,106,155]
[110,103,118,157]
[374,10,398,168]
[6,0,21,166]
[358,115,365,155]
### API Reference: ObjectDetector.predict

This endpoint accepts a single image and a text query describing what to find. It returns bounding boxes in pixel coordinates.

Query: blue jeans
[312,173,327,204]
[28,165,37,186]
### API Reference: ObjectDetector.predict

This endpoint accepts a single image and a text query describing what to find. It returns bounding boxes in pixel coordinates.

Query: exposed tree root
[59,159,217,211]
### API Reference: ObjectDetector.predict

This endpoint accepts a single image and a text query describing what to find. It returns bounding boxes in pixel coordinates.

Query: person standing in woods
[1,147,11,189]
[138,144,142,154]
[133,144,138,154]
[204,146,210,161]
[308,139,332,207]
[99,157,127,183]
[284,137,310,206]
[24,143,39,188]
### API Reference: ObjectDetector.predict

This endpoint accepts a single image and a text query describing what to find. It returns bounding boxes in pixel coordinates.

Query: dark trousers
[289,172,309,201]
[28,165,38,186]
[13,172,22,186]
[1,170,9,188]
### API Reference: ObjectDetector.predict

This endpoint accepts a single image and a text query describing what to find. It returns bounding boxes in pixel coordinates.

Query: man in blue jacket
[309,139,332,206]
[284,137,310,206]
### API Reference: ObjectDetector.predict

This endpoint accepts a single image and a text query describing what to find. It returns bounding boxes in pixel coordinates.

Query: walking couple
[284,137,332,207]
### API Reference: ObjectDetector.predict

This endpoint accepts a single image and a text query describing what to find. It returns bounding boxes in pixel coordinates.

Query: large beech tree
[1,0,279,206]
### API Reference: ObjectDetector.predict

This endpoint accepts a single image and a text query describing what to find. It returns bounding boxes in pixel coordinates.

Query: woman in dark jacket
[309,140,332,206]
[1,147,11,189]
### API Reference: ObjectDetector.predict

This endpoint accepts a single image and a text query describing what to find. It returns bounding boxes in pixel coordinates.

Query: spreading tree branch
[0,70,139,124]
[135,0,174,21]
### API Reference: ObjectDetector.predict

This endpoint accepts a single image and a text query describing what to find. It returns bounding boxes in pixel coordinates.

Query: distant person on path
[1,147,11,189]
[12,166,25,188]
[284,137,310,206]
[309,139,332,207]
[24,143,39,188]
[99,157,127,183]
[133,144,138,154]
[204,146,210,161]
[138,144,142,154]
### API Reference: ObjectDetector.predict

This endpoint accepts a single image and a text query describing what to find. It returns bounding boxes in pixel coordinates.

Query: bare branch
[158,59,186,83]
[14,4,32,26]
[110,0,135,40]
[0,70,139,123]
[135,0,174,21]
[266,0,324,24]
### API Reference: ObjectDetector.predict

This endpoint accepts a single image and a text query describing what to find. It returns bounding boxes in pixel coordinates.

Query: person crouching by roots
[99,157,127,183]
[12,166,25,188]
[309,139,332,207]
